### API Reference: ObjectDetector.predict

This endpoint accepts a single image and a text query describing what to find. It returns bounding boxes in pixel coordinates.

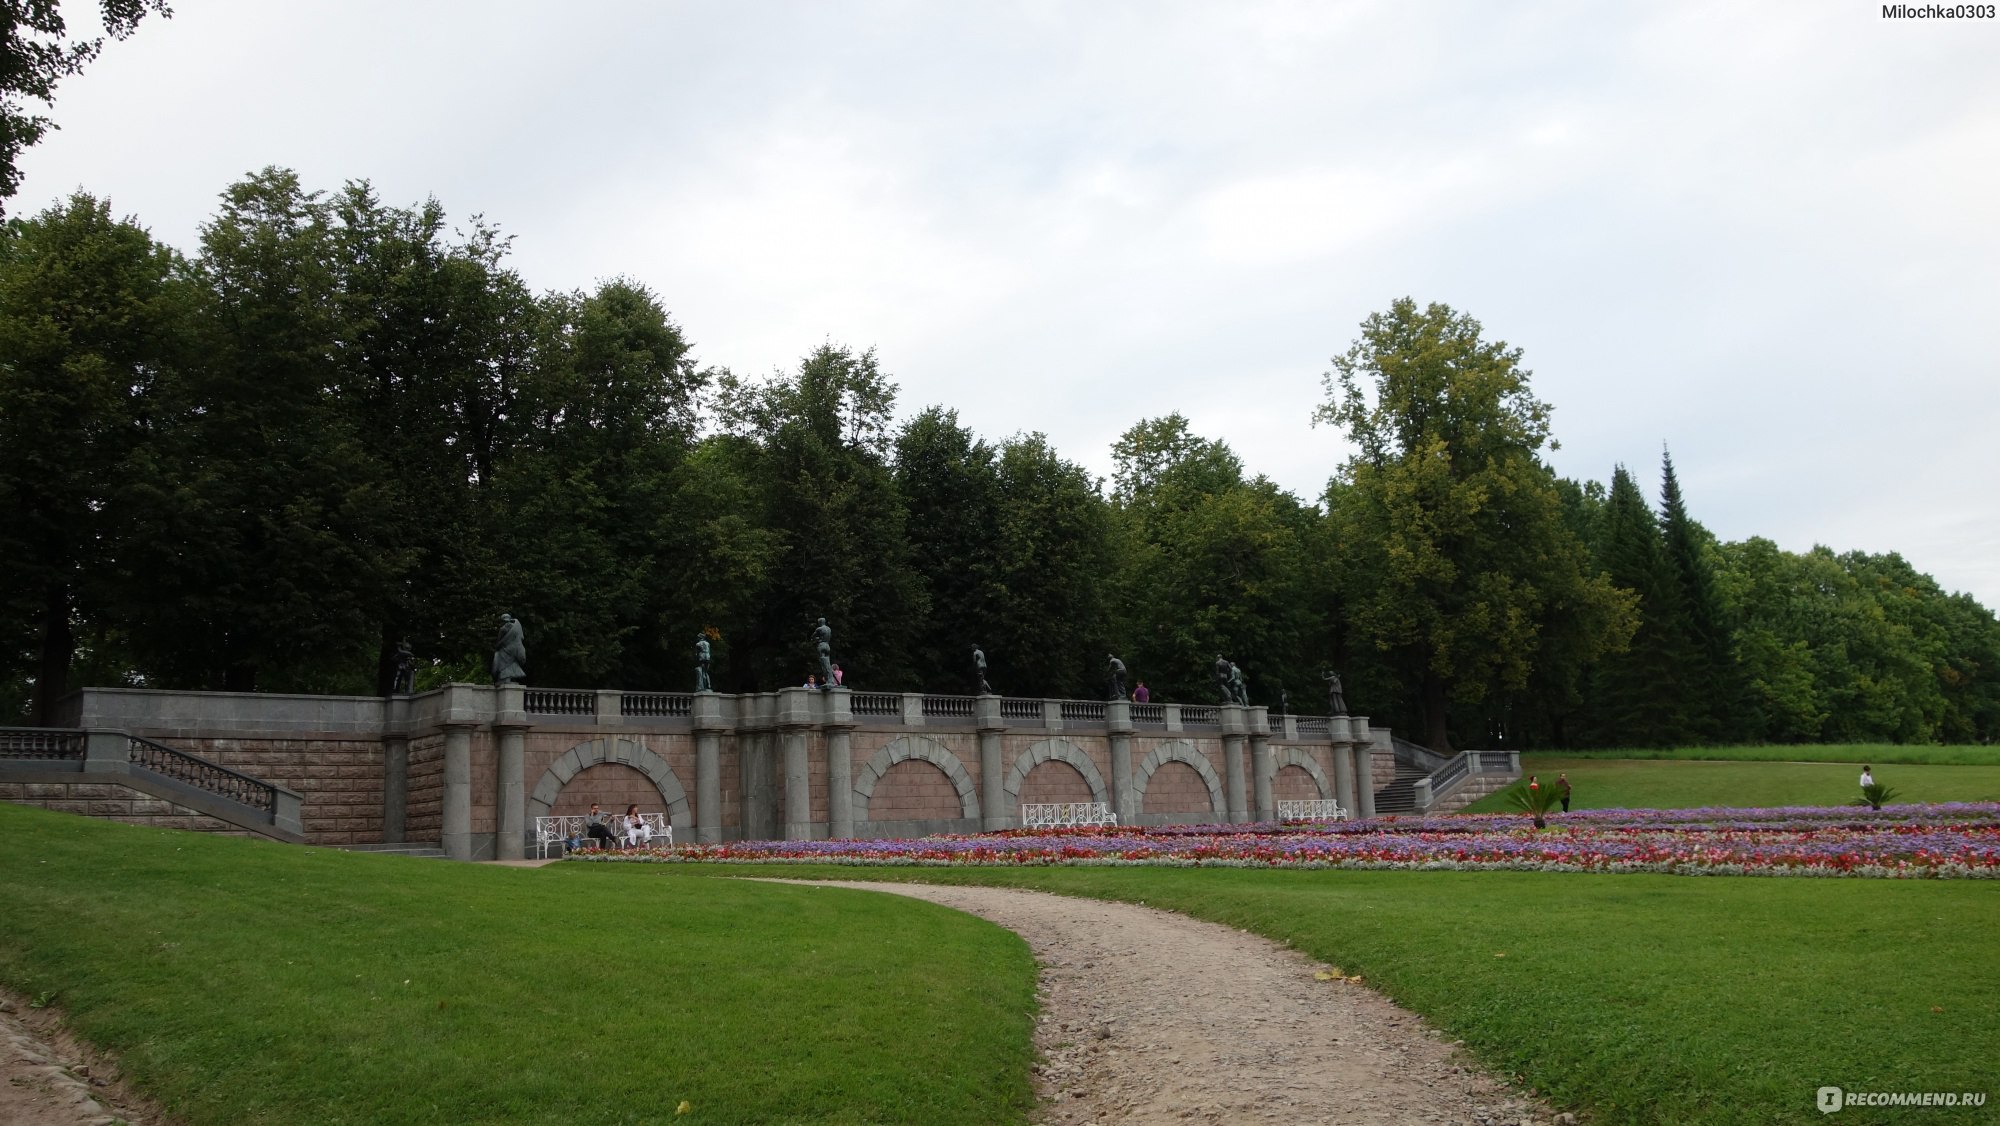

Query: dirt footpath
[0,990,156,1126]
[793,881,1559,1126]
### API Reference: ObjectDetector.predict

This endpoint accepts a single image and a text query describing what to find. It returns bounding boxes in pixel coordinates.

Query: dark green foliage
[5,184,1998,746]
[1108,414,1319,705]
[1576,466,1692,746]
[0,1,170,210]
[0,191,182,719]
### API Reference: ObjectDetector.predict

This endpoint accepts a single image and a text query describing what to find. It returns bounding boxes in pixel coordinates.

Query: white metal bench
[533,813,674,858]
[1019,802,1119,829]
[1276,799,1348,822]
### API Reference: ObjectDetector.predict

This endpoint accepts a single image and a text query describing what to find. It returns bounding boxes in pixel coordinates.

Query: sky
[19,0,2000,606]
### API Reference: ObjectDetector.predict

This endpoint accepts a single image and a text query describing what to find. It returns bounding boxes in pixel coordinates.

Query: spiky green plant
[1504,779,1565,829]
[1852,782,1900,811]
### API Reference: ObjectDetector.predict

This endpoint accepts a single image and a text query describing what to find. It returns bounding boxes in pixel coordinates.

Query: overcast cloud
[20,0,2000,604]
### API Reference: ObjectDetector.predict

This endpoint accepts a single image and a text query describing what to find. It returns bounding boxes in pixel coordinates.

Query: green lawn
[7,799,2000,1125]
[0,803,1037,1126]
[737,864,2000,1126]
[1460,755,2000,813]
[1540,744,2000,766]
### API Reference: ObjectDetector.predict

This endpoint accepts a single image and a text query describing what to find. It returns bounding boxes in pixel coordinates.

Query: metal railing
[127,735,277,816]
[524,689,595,716]
[850,692,901,717]
[621,693,692,719]
[0,727,86,760]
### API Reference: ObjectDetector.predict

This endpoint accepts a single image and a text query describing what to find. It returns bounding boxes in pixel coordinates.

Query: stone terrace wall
[406,734,443,843]
[0,779,252,837]
[168,737,384,846]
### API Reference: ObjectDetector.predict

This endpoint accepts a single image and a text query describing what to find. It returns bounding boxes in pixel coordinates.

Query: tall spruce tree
[1580,466,1690,746]
[1657,447,1738,740]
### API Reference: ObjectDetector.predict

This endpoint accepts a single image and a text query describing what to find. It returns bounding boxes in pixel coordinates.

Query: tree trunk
[31,585,74,727]
[1421,670,1454,753]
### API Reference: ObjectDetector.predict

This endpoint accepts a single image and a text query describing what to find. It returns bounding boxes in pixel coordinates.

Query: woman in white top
[1859,766,1875,787]
[623,803,652,847]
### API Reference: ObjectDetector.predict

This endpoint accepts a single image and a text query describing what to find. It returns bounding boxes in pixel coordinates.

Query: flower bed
[574,803,2000,879]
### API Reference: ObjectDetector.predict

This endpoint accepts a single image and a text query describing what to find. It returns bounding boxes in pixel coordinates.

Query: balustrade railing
[127,735,277,816]
[524,689,595,716]
[1478,750,1514,772]
[0,727,86,760]
[999,697,1043,722]
[850,692,901,717]
[1179,705,1219,728]
[1130,703,1166,727]
[922,695,975,719]
[1295,715,1330,737]
[1059,700,1107,723]
[621,693,692,719]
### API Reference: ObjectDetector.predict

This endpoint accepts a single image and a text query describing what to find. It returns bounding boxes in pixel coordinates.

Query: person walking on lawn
[1556,772,1572,813]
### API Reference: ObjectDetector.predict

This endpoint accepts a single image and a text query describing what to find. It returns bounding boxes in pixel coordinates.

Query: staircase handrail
[126,734,282,817]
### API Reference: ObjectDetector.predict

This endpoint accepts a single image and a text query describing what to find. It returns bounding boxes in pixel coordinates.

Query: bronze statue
[1214,653,1233,704]
[812,618,834,690]
[1107,654,1127,701]
[694,635,712,692]
[392,639,416,695]
[1228,661,1248,706]
[492,615,526,684]
[1323,669,1348,714]
[973,645,992,694]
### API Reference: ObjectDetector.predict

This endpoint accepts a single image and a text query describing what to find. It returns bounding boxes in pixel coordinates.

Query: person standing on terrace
[1133,682,1150,703]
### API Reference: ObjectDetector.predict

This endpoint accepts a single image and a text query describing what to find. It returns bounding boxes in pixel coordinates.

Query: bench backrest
[535,813,671,840]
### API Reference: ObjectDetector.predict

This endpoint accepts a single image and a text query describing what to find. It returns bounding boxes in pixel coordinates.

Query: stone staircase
[1370,761,1428,814]
[1429,771,1517,813]
[333,842,448,860]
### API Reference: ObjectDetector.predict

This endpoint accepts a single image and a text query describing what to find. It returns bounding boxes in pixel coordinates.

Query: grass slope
[738,864,2000,1126]
[1534,745,2000,766]
[1460,756,2000,814]
[0,804,1036,1126]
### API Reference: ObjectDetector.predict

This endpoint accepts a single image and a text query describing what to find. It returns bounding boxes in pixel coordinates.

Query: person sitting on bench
[584,804,617,850]
[623,803,653,848]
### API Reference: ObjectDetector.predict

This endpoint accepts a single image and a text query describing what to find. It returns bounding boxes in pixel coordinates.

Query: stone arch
[1135,740,1225,815]
[1273,747,1332,799]
[1002,738,1110,805]
[529,737,691,828]
[856,735,979,820]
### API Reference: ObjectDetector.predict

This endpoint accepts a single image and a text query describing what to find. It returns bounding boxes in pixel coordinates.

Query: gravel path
[785,880,1558,1126]
[0,879,1556,1125]
[0,991,154,1126]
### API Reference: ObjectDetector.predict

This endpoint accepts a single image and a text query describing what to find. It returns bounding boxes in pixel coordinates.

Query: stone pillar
[692,692,728,844]
[381,734,409,844]
[823,688,855,839]
[493,685,527,861]
[1351,719,1376,819]
[1221,704,1249,823]
[1249,706,1273,823]
[778,687,814,841]
[1106,699,1134,819]
[1332,743,1357,818]
[442,724,474,861]
[976,695,1007,831]
[738,694,777,840]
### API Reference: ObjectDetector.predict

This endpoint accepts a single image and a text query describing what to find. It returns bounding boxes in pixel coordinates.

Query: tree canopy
[4,177,1997,748]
